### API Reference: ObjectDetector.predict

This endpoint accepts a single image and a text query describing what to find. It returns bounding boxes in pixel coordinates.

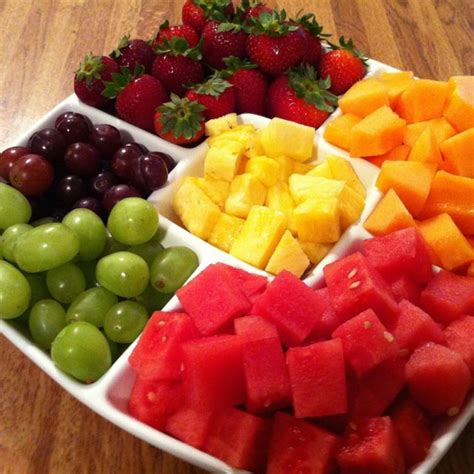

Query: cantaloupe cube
[266,182,294,220]
[230,206,287,269]
[293,162,314,174]
[189,177,230,210]
[205,113,238,136]
[207,124,256,147]
[364,189,416,236]
[288,175,345,205]
[339,79,389,117]
[208,213,245,253]
[396,79,449,123]
[403,118,456,148]
[245,156,280,187]
[205,142,243,182]
[349,106,406,157]
[265,230,310,277]
[408,127,442,164]
[378,71,415,108]
[376,161,437,216]
[307,161,333,179]
[298,240,332,265]
[440,128,474,178]
[225,173,266,219]
[368,144,410,168]
[467,262,474,277]
[323,113,362,151]
[261,118,315,162]
[443,76,474,132]
[418,213,474,271]
[326,155,366,197]
[272,155,294,181]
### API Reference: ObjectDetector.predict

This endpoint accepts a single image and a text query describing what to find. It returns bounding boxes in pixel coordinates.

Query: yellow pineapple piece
[245,156,280,187]
[205,113,238,136]
[245,130,265,158]
[266,181,294,220]
[265,230,310,277]
[272,155,294,181]
[207,124,256,147]
[189,177,230,210]
[208,213,245,253]
[298,240,332,265]
[307,161,333,179]
[173,178,221,240]
[293,162,315,174]
[261,117,315,162]
[225,173,267,219]
[338,184,366,229]
[326,155,366,197]
[204,142,243,182]
[288,174,345,205]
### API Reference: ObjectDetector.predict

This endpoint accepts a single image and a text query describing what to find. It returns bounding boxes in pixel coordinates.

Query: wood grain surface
[0,1,473,473]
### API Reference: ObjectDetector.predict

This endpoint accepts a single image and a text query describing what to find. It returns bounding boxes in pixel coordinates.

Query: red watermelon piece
[332,309,399,376]
[324,252,400,330]
[128,311,198,380]
[389,275,422,305]
[420,271,474,325]
[267,412,340,474]
[336,417,405,474]
[445,315,474,375]
[176,264,251,335]
[165,407,212,449]
[405,342,472,416]
[287,338,348,418]
[363,227,433,284]
[251,271,326,346]
[308,287,347,340]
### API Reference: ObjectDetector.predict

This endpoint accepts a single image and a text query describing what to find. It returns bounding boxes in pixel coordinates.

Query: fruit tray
[1,60,473,474]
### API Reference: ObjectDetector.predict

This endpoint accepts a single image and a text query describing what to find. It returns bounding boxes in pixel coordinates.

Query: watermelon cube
[165,407,212,449]
[176,264,251,335]
[287,338,348,418]
[336,417,405,474]
[182,334,245,410]
[267,412,340,474]
[394,299,446,354]
[234,316,291,412]
[363,227,433,284]
[405,342,472,416]
[251,271,326,345]
[128,311,198,380]
[445,315,474,375]
[308,287,347,340]
[389,274,422,305]
[324,252,400,330]
[420,271,474,325]
[332,309,399,376]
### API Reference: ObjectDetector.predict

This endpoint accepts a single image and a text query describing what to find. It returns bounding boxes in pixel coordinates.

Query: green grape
[46,263,86,304]
[62,209,107,261]
[135,284,173,314]
[107,197,159,246]
[51,321,112,383]
[31,217,57,227]
[0,260,31,319]
[102,332,121,362]
[28,299,67,350]
[129,234,164,266]
[24,273,50,307]
[77,260,99,288]
[0,183,32,230]
[150,246,199,293]
[103,301,148,344]
[1,223,33,262]
[96,251,149,298]
[66,287,118,327]
[102,230,129,256]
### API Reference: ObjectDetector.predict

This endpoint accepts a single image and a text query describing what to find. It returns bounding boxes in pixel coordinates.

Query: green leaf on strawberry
[246,9,298,36]
[328,36,368,68]
[75,53,106,86]
[154,36,203,61]
[110,35,131,59]
[102,64,145,99]
[193,72,232,97]
[294,12,331,39]
[222,56,258,78]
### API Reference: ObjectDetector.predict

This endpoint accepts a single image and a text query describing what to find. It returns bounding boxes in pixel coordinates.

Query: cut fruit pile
[127,227,474,473]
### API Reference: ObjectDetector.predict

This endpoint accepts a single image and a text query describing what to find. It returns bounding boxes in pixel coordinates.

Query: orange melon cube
[467,262,474,277]
[408,127,442,164]
[323,113,362,151]
[376,161,437,216]
[440,128,474,178]
[349,106,406,157]
[378,71,415,107]
[418,213,474,271]
[339,78,389,117]
[368,144,410,168]
[444,76,474,132]
[403,118,456,147]
[364,189,416,236]
[396,79,449,123]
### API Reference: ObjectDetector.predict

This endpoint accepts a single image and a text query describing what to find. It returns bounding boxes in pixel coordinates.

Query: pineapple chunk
[225,173,267,219]
[205,113,238,136]
[208,213,245,253]
[230,206,287,269]
[338,184,366,229]
[307,161,333,179]
[289,174,345,205]
[245,130,265,158]
[261,117,315,162]
[266,230,310,277]
[298,240,332,265]
[245,156,280,187]
[207,124,256,147]
[204,142,243,182]
[273,155,294,181]
[293,162,315,174]
[326,155,366,197]
[173,178,221,240]
[292,197,341,243]
[237,156,248,175]
[266,181,294,220]
[189,177,230,210]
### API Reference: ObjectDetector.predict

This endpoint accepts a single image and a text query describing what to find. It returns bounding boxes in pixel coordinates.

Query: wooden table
[0,0,473,472]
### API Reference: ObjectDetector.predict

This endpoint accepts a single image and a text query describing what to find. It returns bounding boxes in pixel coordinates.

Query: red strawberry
[243,2,272,19]
[222,56,268,115]
[182,0,234,33]
[319,36,367,95]
[103,68,169,131]
[246,10,305,75]
[294,13,329,68]
[111,36,155,74]
[154,94,206,145]
[267,64,338,129]
[74,54,119,108]
[152,20,199,49]
[185,73,236,120]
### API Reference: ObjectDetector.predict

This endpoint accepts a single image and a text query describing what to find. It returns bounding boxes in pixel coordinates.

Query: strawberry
[267,64,338,129]
[110,36,155,74]
[182,0,234,34]
[319,36,367,95]
[152,37,204,96]
[242,1,272,19]
[103,67,169,132]
[74,54,119,108]
[294,13,329,68]
[185,73,236,120]
[154,94,206,145]
[246,10,305,76]
[222,56,268,115]
[152,20,199,49]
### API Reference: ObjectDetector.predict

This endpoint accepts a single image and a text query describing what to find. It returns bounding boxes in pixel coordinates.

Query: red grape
[73,196,104,216]
[55,112,93,144]
[102,184,142,213]
[131,152,168,192]
[55,175,86,205]
[28,128,66,162]
[0,146,31,179]
[9,154,55,196]
[110,143,144,180]
[64,142,101,177]
[89,124,123,158]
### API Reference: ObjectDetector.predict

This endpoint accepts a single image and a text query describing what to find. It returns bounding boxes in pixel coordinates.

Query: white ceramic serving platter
[1,57,473,474]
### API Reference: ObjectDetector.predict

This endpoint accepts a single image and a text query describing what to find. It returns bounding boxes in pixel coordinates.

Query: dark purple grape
[131,152,168,193]
[110,143,144,180]
[73,196,104,216]
[52,206,70,221]
[64,142,101,177]
[28,128,66,162]
[102,184,142,213]
[29,196,55,220]
[157,152,177,173]
[89,171,119,197]
[55,112,93,144]
[89,124,123,158]
[0,176,7,184]
[55,175,86,205]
